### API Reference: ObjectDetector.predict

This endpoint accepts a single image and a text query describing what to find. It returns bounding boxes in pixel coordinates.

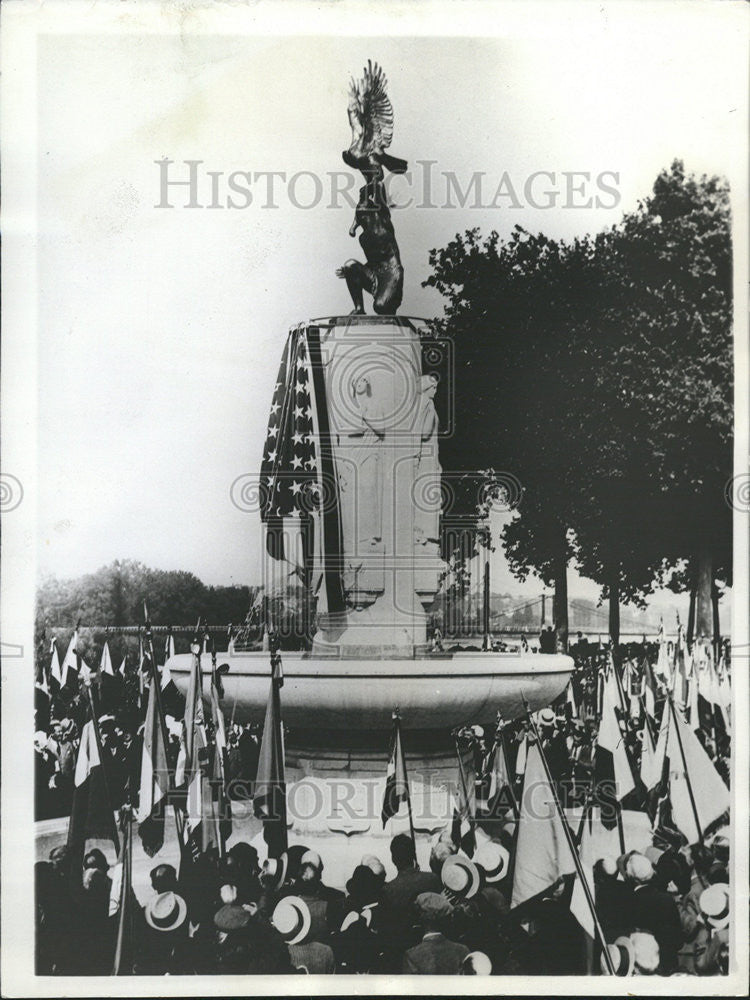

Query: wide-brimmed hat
[261,852,288,890]
[442,855,480,899]
[461,950,492,975]
[473,842,510,884]
[214,902,252,932]
[601,935,635,976]
[272,895,312,945]
[630,931,660,973]
[538,708,555,727]
[144,891,188,932]
[624,852,654,885]
[700,884,730,929]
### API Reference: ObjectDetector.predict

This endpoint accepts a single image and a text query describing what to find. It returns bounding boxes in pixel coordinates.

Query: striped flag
[67,716,119,871]
[452,746,476,856]
[60,630,80,692]
[49,638,63,694]
[593,668,635,830]
[260,324,345,614]
[101,641,115,676]
[210,655,232,848]
[254,653,288,858]
[511,742,576,908]
[137,676,170,857]
[381,716,410,828]
[665,700,730,844]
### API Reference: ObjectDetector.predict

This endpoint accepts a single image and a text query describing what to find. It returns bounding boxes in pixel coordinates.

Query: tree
[424,227,599,649]
[424,161,732,650]
[570,161,732,646]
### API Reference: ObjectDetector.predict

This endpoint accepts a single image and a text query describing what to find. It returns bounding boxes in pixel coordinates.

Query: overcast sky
[34,8,743,609]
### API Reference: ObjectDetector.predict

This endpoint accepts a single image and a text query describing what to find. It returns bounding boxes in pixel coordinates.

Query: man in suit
[402,892,469,974]
[624,853,684,974]
[382,834,441,910]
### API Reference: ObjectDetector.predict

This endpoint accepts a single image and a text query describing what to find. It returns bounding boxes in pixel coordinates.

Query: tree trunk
[553,545,568,652]
[694,546,714,644]
[609,574,620,652]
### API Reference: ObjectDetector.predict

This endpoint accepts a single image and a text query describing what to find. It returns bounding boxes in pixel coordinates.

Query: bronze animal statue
[336,61,407,315]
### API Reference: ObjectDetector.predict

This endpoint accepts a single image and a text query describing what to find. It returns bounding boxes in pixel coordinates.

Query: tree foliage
[424,160,732,626]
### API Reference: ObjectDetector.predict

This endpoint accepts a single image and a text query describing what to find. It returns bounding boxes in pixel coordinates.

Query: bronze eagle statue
[343,60,408,176]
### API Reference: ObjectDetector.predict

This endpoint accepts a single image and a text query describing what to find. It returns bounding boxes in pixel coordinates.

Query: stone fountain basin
[167,650,573,732]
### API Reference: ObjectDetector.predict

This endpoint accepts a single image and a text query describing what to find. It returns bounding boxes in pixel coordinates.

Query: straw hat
[461,951,493,975]
[699,884,730,930]
[538,708,555,726]
[441,855,480,899]
[473,842,510,884]
[144,891,188,932]
[272,895,312,945]
[630,931,660,973]
[600,935,635,976]
[261,852,288,891]
[625,853,654,885]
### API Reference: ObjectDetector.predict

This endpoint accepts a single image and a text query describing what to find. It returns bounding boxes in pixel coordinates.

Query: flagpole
[112,804,133,974]
[496,715,520,820]
[522,696,615,976]
[453,730,476,848]
[394,711,417,851]
[666,694,703,844]
[143,601,186,849]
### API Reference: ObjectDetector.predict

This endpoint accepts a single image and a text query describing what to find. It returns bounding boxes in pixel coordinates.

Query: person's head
[285,845,310,883]
[144,891,188,934]
[711,834,730,866]
[655,852,690,895]
[391,833,416,871]
[461,951,492,975]
[630,931,660,974]
[538,707,556,731]
[414,891,452,933]
[690,844,713,877]
[272,895,313,946]
[624,852,654,887]
[346,865,381,907]
[360,854,386,885]
[83,848,109,875]
[228,841,259,877]
[707,861,729,885]
[429,839,454,876]
[298,849,323,885]
[48,845,68,874]
[473,842,510,885]
[593,856,619,885]
[150,863,178,894]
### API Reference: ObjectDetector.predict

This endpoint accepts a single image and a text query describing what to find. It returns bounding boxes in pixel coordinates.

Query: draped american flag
[260,325,345,613]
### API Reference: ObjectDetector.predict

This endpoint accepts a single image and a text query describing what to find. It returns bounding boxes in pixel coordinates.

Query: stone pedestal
[311,317,443,656]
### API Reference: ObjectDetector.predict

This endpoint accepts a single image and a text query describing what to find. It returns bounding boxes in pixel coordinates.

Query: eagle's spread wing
[348,60,394,156]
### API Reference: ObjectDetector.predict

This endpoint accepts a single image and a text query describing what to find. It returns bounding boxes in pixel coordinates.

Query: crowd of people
[34,632,732,978]
[35,822,730,976]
